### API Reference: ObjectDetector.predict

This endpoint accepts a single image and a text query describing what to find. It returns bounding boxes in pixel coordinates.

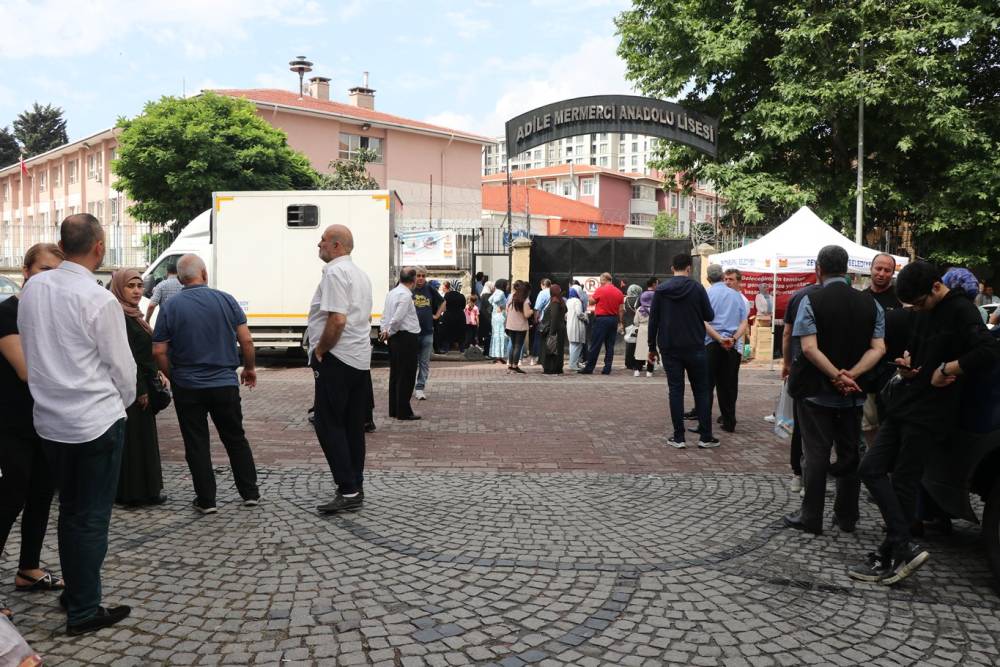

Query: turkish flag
[19,155,28,178]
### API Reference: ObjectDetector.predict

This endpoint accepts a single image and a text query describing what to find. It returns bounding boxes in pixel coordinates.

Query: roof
[0,127,118,175]
[482,184,603,224]
[482,164,637,183]
[210,89,494,144]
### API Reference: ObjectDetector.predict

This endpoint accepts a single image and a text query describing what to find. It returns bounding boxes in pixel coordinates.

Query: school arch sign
[505,94,719,160]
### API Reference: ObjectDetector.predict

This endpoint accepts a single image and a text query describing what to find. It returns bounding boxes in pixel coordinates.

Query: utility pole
[506,159,512,282]
[855,38,864,244]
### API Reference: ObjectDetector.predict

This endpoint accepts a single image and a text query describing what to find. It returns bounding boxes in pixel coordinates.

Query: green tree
[319,147,380,190]
[13,103,68,157]
[0,127,19,167]
[113,92,321,234]
[616,0,1000,265]
[652,211,683,239]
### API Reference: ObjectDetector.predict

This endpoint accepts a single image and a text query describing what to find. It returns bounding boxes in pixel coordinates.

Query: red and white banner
[740,271,816,320]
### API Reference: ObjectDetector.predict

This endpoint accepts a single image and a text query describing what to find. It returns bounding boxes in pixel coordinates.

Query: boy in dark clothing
[648,253,717,449]
[850,261,1000,586]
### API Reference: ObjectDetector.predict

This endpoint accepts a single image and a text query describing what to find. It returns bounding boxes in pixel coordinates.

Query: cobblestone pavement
[4,359,1000,665]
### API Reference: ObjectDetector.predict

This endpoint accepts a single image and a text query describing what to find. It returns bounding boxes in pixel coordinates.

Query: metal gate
[529,237,692,292]
[470,227,511,283]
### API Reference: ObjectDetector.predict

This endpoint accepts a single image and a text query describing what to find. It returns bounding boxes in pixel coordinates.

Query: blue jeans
[663,347,712,442]
[583,316,618,373]
[42,419,125,625]
[568,342,583,369]
[416,333,434,390]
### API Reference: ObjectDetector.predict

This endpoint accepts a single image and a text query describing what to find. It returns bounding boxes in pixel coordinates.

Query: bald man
[152,253,260,514]
[307,225,374,514]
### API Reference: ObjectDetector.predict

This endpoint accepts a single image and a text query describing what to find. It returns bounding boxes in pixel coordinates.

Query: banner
[740,271,817,320]
[398,230,457,267]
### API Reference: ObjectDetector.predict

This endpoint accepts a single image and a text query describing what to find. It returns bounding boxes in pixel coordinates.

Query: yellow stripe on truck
[371,194,390,210]
[245,313,382,318]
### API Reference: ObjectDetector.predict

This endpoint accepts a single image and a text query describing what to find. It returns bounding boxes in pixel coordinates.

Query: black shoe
[576,369,593,375]
[721,424,736,433]
[398,415,422,421]
[847,551,893,583]
[716,415,723,424]
[192,499,217,515]
[683,410,697,421]
[832,516,856,533]
[317,494,364,514]
[67,605,131,636]
[148,495,169,506]
[783,513,822,535]
[600,370,611,375]
[513,367,526,374]
[882,544,930,585]
[364,421,377,433]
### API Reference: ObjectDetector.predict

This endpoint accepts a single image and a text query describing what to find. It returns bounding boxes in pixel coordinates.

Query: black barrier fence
[528,237,694,297]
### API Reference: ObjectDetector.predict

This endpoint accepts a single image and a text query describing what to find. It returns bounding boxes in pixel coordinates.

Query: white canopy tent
[708,206,908,274]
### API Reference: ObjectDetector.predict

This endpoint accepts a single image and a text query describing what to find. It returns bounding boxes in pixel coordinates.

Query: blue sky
[0,0,638,142]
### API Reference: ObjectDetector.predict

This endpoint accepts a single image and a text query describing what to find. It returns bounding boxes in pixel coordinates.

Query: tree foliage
[616,0,1000,265]
[319,148,380,190]
[652,211,684,239]
[0,127,19,167]
[13,102,68,157]
[113,93,321,234]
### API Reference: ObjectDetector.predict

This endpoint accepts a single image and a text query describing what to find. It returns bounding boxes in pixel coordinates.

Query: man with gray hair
[153,253,260,515]
[18,213,136,635]
[308,225,374,514]
[704,264,749,433]
[380,267,421,420]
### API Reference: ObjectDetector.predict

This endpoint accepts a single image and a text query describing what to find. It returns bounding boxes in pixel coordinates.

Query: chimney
[308,76,331,101]
[347,71,375,110]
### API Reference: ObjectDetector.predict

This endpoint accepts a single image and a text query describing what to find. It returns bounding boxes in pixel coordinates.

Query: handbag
[148,374,172,414]
[546,333,559,354]
[624,325,638,343]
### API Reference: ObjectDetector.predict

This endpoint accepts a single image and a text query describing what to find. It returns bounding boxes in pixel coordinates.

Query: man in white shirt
[380,267,421,421]
[17,214,135,636]
[307,225,374,514]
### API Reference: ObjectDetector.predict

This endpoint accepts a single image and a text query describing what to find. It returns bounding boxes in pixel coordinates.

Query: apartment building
[482,132,663,176]
[0,128,142,269]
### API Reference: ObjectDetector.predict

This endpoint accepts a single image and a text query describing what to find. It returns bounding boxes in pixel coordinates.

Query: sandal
[0,602,11,621]
[15,569,65,592]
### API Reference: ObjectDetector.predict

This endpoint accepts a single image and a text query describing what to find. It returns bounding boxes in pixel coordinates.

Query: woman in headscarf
[566,287,587,370]
[633,277,658,377]
[538,284,568,374]
[943,267,990,324]
[478,281,494,353]
[110,268,165,507]
[488,279,509,363]
[622,284,644,376]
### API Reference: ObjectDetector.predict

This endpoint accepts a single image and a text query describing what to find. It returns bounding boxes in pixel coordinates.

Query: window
[110,198,119,223]
[145,254,184,297]
[52,166,61,188]
[670,193,678,208]
[631,142,638,152]
[565,146,573,155]
[542,181,555,193]
[599,142,608,153]
[2,181,8,201]
[631,156,638,167]
[581,178,594,195]
[338,133,383,162]
[600,133,608,140]
[287,204,319,228]
[618,156,625,169]
[38,171,47,192]
[632,185,641,199]
[86,201,96,216]
[68,160,78,184]
[698,198,705,213]
[680,196,687,211]
[87,153,102,180]
[39,211,49,226]
[533,149,542,159]
[599,156,608,167]
[561,181,572,196]
[54,208,62,223]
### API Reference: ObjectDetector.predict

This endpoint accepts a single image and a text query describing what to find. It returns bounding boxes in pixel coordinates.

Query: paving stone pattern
[3,360,999,665]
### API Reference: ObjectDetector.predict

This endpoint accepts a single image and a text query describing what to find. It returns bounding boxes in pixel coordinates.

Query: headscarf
[549,283,563,304]
[568,287,581,302]
[626,284,642,299]
[482,281,494,295]
[942,267,980,299]
[110,268,153,335]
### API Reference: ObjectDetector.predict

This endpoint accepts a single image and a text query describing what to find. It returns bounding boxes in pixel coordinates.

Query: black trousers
[388,331,418,418]
[312,353,368,495]
[797,401,862,531]
[790,399,803,476]
[625,342,653,372]
[0,429,54,571]
[173,384,259,505]
[706,342,741,429]
[507,330,527,366]
[858,416,942,555]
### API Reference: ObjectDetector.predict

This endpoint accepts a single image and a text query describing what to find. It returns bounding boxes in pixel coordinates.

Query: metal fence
[0,221,170,270]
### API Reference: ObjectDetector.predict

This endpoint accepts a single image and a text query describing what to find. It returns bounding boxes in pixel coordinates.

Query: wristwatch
[939,362,950,377]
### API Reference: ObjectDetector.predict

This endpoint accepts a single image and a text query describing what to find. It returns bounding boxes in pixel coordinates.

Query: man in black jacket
[648,253,717,449]
[849,261,1000,585]
[783,245,885,536]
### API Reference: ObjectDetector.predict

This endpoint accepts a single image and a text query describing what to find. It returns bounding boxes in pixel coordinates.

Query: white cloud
[336,0,364,21]
[423,111,484,135]
[445,11,491,40]
[0,0,327,59]
[426,35,637,136]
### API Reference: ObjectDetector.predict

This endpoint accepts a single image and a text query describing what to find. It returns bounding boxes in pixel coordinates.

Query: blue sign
[588,223,599,237]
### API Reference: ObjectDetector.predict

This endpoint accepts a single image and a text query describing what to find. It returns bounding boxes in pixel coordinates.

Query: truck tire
[986,478,1000,595]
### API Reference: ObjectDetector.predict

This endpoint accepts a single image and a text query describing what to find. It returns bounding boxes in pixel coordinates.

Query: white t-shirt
[306,255,373,370]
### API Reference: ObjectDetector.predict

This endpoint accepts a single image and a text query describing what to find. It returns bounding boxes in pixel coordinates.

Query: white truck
[142,190,400,351]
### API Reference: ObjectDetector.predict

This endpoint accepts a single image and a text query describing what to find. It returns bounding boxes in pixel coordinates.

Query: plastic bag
[773,382,794,439]
[0,616,43,666]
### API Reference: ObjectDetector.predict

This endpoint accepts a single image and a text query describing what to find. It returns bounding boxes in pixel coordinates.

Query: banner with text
[398,230,457,267]
[740,271,817,321]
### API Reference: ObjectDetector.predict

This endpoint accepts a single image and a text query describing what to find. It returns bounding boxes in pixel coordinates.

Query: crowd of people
[2,213,998,643]
[779,247,1000,586]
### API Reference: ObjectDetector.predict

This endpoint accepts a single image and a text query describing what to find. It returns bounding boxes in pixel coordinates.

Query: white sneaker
[646,371,653,378]
[698,437,721,449]
[764,414,776,424]
[667,439,686,449]
[529,357,536,366]
[800,487,806,498]
[790,476,802,493]
[414,390,426,401]
[633,370,641,377]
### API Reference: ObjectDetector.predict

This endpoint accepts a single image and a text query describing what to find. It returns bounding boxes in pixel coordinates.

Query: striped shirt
[150,276,183,306]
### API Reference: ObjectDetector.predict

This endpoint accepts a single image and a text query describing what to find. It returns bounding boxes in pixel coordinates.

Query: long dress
[489,291,508,359]
[539,299,568,374]
[116,317,164,506]
[443,290,467,351]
